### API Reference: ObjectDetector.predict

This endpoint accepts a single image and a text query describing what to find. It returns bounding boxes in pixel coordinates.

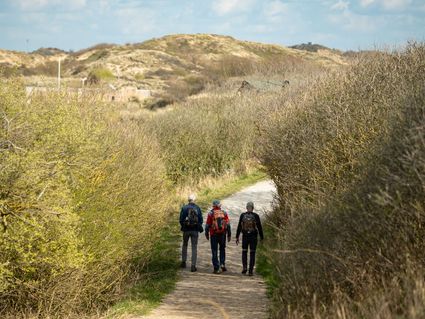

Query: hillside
[0,34,348,105]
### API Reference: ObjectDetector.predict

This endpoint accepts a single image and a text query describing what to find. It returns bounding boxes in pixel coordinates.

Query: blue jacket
[179,202,203,232]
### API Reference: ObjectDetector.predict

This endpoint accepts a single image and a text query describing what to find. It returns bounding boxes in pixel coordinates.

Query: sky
[0,0,424,52]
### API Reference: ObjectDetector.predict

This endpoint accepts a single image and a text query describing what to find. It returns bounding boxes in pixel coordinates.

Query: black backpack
[185,207,199,227]
[241,213,257,233]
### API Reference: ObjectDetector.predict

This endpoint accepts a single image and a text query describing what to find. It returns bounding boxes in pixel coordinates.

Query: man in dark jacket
[179,194,203,272]
[236,201,264,276]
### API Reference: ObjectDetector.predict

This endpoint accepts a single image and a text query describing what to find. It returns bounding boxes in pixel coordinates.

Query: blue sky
[0,0,424,52]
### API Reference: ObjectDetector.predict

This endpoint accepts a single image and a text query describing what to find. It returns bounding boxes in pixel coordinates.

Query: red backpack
[212,210,227,234]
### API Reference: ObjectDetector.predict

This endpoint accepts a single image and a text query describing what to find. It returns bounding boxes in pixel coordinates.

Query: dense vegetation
[0,80,172,317]
[258,43,425,318]
[3,37,422,319]
[0,70,267,317]
[144,94,259,183]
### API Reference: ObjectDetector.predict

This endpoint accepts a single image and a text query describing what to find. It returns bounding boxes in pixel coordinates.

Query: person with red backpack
[236,201,264,276]
[179,194,203,272]
[205,199,231,274]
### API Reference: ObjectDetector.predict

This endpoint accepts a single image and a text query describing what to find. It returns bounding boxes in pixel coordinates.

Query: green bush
[258,43,425,318]
[145,94,259,183]
[0,79,171,316]
[89,67,115,81]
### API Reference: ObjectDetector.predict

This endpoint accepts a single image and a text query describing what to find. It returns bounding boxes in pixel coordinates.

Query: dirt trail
[137,180,276,319]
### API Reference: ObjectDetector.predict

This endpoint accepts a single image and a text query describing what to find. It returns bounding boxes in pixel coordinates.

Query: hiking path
[136,180,276,319]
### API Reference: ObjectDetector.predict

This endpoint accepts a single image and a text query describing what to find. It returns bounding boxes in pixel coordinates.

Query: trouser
[182,231,199,266]
[210,233,226,270]
[242,235,258,272]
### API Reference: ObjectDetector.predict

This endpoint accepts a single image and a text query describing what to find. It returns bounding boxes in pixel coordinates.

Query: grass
[256,226,279,295]
[103,168,268,318]
[104,225,180,318]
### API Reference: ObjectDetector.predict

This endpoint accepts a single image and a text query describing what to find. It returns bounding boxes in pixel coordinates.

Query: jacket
[205,206,231,237]
[236,212,264,240]
[179,202,203,232]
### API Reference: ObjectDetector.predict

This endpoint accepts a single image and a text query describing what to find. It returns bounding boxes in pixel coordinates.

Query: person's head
[188,194,196,203]
[246,201,254,212]
[212,199,221,208]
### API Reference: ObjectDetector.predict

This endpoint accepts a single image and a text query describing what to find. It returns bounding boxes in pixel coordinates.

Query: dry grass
[257,42,425,318]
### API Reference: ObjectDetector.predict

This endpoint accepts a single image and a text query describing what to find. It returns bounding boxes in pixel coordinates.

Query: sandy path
[138,180,276,319]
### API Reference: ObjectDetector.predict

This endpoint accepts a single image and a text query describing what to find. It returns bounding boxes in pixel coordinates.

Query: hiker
[205,199,231,274]
[236,201,264,276]
[179,194,203,272]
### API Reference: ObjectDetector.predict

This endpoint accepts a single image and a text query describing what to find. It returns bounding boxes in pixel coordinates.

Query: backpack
[212,210,227,234]
[241,213,257,233]
[185,207,199,227]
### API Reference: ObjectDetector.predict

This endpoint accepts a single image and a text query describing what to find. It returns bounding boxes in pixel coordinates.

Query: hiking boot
[248,271,254,276]
[221,265,227,272]
[241,269,247,275]
[213,268,221,274]
[191,265,197,272]
[180,261,186,268]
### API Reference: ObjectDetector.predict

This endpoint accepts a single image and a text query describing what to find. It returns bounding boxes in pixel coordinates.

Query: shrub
[88,67,115,82]
[258,43,425,318]
[144,93,259,183]
[86,49,109,62]
[0,79,171,316]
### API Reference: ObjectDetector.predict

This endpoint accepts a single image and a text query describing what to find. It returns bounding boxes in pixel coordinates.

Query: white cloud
[251,24,274,33]
[116,7,156,37]
[13,0,86,10]
[359,0,412,10]
[331,0,349,10]
[212,0,256,15]
[263,0,289,23]
[360,0,375,7]
[329,9,383,32]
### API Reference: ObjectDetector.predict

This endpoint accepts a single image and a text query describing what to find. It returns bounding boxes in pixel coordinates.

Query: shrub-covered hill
[0,34,347,90]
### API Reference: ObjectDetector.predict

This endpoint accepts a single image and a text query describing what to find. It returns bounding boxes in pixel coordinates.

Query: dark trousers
[242,236,258,272]
[210,233,226,270]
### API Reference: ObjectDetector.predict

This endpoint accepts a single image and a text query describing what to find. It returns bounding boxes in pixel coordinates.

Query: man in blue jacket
[179,194,203,272]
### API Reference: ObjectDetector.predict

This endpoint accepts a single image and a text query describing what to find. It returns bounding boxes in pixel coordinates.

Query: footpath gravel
[137,180,276,319]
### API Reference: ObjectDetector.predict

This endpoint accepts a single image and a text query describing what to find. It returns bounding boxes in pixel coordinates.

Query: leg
[210,235,219,270]
[242,236,248,273]
[248,237,258,274]
[181,232,190,267]
[190,231,199,267]
[219,233,226,267]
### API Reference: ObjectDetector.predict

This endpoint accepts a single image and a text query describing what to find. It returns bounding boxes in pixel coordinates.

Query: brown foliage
[258,43,425,318]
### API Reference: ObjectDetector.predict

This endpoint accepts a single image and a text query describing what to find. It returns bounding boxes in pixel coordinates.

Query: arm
[236,214,243,239]
[205,211,212,233]
[256,213,264,240]
[225,212,231,238]
[197,206,203,225]
[179,206,186,228]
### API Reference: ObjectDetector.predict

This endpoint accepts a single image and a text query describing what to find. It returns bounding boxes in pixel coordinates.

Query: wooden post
[57,58,61,91]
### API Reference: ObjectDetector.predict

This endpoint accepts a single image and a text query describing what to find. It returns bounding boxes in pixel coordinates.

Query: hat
[212,199,221,207]
[246,201,254,209]
[188,194,196,202]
